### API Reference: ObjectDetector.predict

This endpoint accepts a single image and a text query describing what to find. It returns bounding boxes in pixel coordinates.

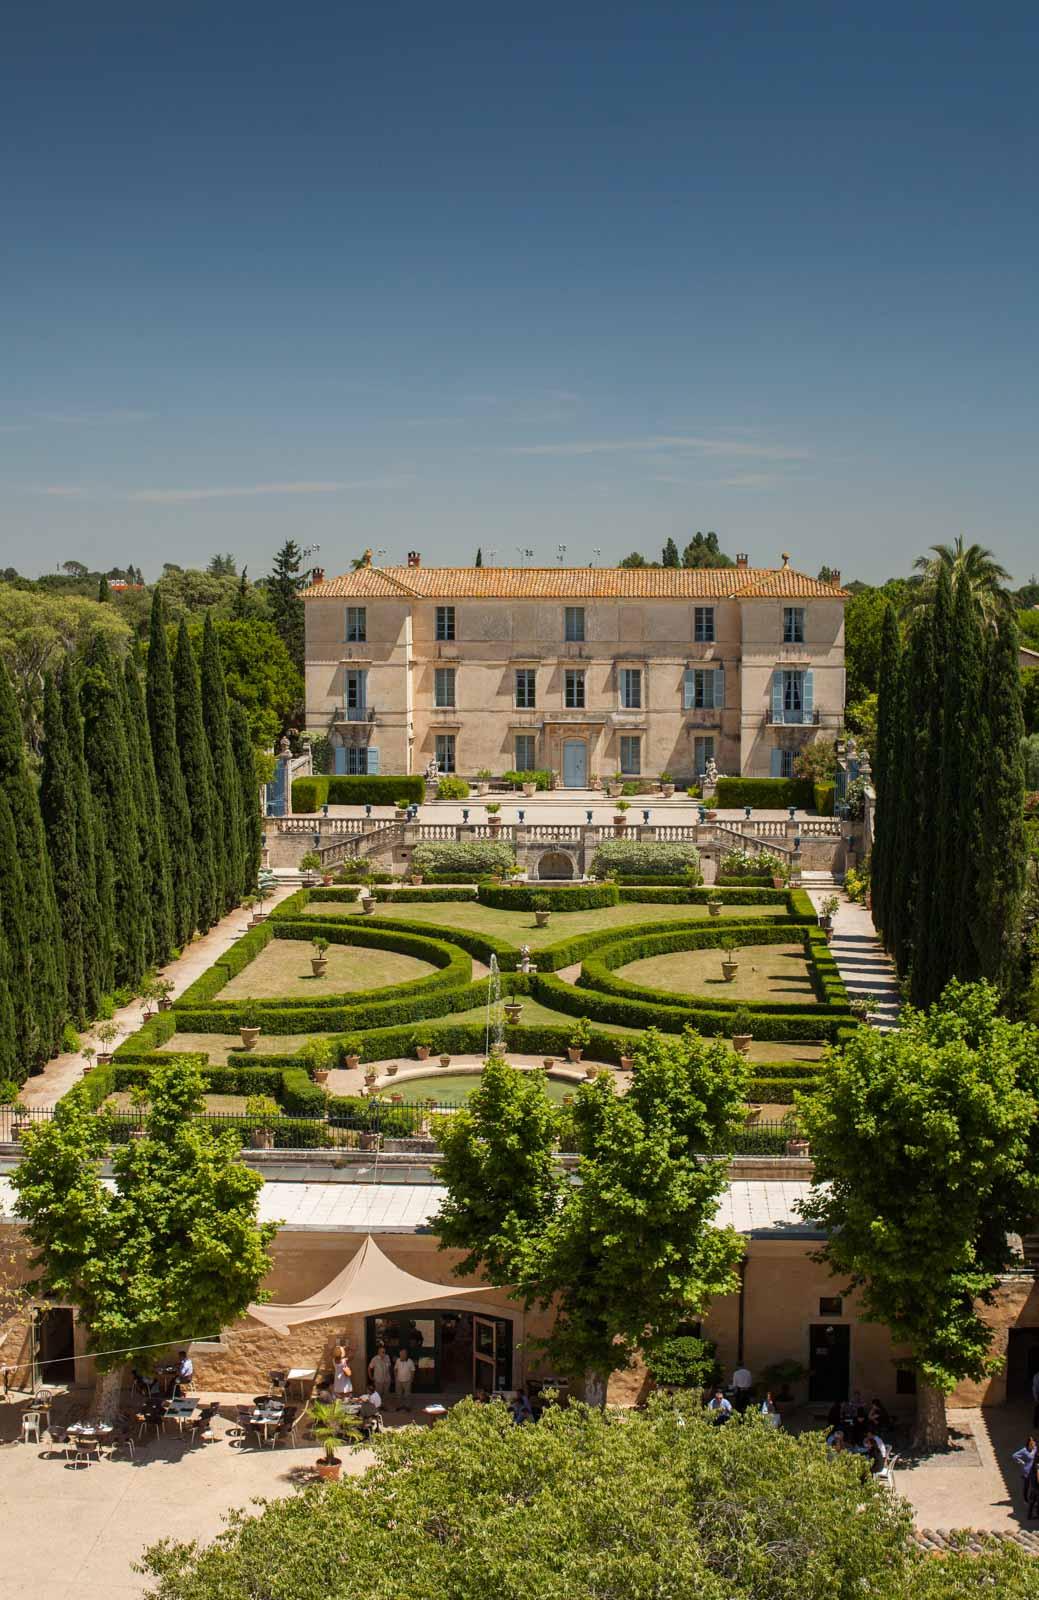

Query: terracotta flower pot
[315,1457,341,1481]
[416,1046,431,1060]
[732,1034,752,1055]
[785,1137,811,1158]
[411,874,423,885]
[311,957,328,977]
[439,1055,452,1067]
[620,1055,634,1071]
[542,1058,556,1070]
[772,875,785,890]
[567,1047,583,1063]
[707,901,722,917]
[344,1054,360,1070]
[251,1128,274,1150]
[585,1063,598,1080]
[322,874,333,886]
[314,1069,330,1084]
[721,960,739,982]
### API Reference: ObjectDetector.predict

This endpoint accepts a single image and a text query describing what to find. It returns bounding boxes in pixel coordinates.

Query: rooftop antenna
[487,548,498,566]
[375,547,387,563]
[557,543,567,565]
[516,546,534,566]
[592,547,601,566]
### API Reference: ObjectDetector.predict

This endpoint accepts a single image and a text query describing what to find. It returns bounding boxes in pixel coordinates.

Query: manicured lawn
[219,940,435,1000]
[303,898,780,949]
[616,943,816,1005]
[157,1031,318,1063]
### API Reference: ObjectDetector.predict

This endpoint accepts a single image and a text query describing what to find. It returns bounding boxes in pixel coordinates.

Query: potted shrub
[567,1016,591,1063]
[253,881,272,922]
[299,849,322,886]
[311,1399,362,1482]
[412,1030,433,1061]
[128,1083,150,1140]
[155,978,175,1012]
[306,1038,336,1084]
[363,1068,378,1089]
[619,1041,636,1070]
[360,876,377,914]
[819,893,840,935]
[783,1113,810,1158]
[707,895,723,918]
[95,1021,120,1064]
[486,802,502,832]
[531,892,551,928]
[660,771,675,798]
[731,1008,753,1055]
[613,799,630,835]
[584,1059,599,1081]
[475,768,492,795]
[81,1045,97,1075]
[246,1094,281,1151]
[239,1004,262,1050]
[438,1051,452,1068]
[504,999,522,1024]
[311,936,330,977]
[340,1035,361,1072]
[720,938,740,983]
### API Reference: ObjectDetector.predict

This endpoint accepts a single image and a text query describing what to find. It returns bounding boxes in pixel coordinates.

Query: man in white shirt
[394,1349,416,1411]
[175,1351,193,1395]
[731,1364,753,1414]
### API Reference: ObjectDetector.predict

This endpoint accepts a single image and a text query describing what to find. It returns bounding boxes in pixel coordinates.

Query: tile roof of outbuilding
[302,565,848,601]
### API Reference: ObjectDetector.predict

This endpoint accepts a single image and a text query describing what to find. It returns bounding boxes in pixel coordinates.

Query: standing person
[368,1341,391,1396]
[394,1347,416,1411]
[174,1351,193,1396]
[332,1345,353,1399]
[731,1362,753,1414]
[759,1391,782,1427]
[1012,1435,1038,1495]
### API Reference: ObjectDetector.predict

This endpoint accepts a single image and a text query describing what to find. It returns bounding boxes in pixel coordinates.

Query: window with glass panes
[783,607,805,644]
[343,746,369,774]
[435,734,456,772]
[514,669,536,708]
[778,749,795,777]
[514,734,536,770]
[620,668,642,709]
[693,735,715,777]
[564,606,585,642]
[684,667,723,709]
[619,736,641,774]
[435,606,456,641]
[434,667,456,707]
[693,606,715,643]
[345,606,367,642]
[564,669,586,709]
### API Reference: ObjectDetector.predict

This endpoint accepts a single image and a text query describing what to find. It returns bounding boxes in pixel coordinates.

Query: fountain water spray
[485,953,506,1058]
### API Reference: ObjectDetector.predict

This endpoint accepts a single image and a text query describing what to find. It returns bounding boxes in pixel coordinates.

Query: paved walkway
[803,889,901,1029]
[19,887,297,1111]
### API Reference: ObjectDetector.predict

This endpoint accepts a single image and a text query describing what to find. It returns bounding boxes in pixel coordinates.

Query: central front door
[473,1316,498,1394]
[563,740,587,788]
[808,1323,851,1403]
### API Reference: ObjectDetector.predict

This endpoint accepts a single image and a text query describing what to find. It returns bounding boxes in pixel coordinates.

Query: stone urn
[251,1127,275,1151]
[504,1002,522,1024]
[721,958,739,982]
[488,815,502,833]
[534,910,550,928]
[732,1032,752,1055]
[360,894,376,915]
[311,956,328,977]
[613,816,628,836]
[707,900,723,917]
[523,782,537,797]
[385,1063,398,1076]
[439,1054,452,1068]
[239,1025,261,1050]
[661,783,675,798]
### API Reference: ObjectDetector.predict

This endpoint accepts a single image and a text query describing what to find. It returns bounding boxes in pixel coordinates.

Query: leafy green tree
[661,536,680,567]
[681,531,733,568]
[844,692,877,753]
[200,614,245,913]
[60,670,114,1009]
[842,581,911,704]
[39,673,87,1024]
[618,551,650,568]
[174,619,220,932]
[187,618,302,748]
[139,1392,1038,1600]
[0,657,66,1066]
[154,566,269,623]
[123,654,175,966]
[265,539,306,671]
[206,553,237,577]
[800,981,1039,1449]
[0,583,131,751]
[910,536,1012,623]
[80,633,148,988]
[230,703,263,895]
[12,1055,276,1417]
[437,1036,747,1403]
[147,592,197,947]
[974,616,1026,990]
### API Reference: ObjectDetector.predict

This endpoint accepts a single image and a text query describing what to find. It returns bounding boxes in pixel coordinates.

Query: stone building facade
[302,554,847,785]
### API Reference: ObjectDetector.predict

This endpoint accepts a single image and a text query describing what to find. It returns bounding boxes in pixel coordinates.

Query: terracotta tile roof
[303,565,848,601]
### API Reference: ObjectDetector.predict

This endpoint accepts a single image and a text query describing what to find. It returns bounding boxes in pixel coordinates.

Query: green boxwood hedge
[591,841,702,877]
[410,841,516,878]
[716,874,774,888]
[532,972,847,1042]
[373,887,478,902]
[291,775,424,811]
[501,769,553,790]
[714,777,813,809]
[476,882,620,912]
[813,782,836,816]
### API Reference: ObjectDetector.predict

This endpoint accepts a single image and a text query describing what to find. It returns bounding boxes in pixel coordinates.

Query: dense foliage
[591,840,701,876]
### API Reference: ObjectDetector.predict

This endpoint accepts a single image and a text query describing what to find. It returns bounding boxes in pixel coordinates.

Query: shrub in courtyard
[410,840,516,878]
[591,840,701,878]
[501,768,553,790]
[435,775,470,799]
[714,777,813,809]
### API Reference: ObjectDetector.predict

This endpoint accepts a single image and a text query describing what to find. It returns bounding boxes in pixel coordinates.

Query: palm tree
[908,537,1012,622]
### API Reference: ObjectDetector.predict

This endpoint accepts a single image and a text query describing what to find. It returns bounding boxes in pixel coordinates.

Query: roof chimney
[311,566,325,585]
[407,550,421,567]
[829,568,841,586]
[780,551,790,569]
[735,552,748,569]
[362,548,373,567]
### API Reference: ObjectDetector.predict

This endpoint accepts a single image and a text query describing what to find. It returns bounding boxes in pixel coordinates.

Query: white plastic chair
[21,1410,42,1444]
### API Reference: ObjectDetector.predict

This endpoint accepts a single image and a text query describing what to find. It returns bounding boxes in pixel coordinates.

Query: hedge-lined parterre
[476,882,620,911]
[291,774,425,811]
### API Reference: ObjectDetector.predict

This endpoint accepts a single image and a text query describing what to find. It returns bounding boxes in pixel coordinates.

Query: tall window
[564,606,585,642]
[564,669,586,709]
[514,734,536,770]
[434,667,456,707]
[619,735,641,775]
[782,670,803,716]
[620,668,642,709]
[514,669,536,709]
[345,669,367,718]
[778,749,795,778]
[684,667,723,710]
[693,606,715,643]
[345,606,367,643]
[344,746,369,774]
[435,605,456,641]
[783,607,805,644]
[435,734,456,772]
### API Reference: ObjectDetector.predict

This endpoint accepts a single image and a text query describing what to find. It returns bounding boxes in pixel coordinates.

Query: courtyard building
[303,553,848,785]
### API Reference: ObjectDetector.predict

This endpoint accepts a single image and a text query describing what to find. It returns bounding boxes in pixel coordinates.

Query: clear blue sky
[3,2,1037,584]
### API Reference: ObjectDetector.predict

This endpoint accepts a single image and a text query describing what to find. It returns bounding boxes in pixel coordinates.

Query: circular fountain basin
[375,1064,589,1105]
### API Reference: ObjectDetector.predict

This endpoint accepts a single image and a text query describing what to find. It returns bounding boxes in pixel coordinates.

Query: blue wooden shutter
[714,666,725,710]
[683,669,695,709]
[771,671,784,720]
[802,669,814,721]
[367,746,380,775]
[770,748,783,777]
[334,745,346,775]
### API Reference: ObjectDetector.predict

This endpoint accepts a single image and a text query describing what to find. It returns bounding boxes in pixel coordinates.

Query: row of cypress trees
[871,569,1026,1005]
[0,595,263,1084]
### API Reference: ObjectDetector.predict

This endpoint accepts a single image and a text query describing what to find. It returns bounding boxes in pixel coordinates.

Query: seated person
[847,1407,869,1447]
[825,1427,845,1454]
[174,1350,193,1396]
[510,1393,535,1425]
[862,1431,888,1474]
[868,1397,891,1431]
[706,1388,732,1422]
[357,1388,383,1437]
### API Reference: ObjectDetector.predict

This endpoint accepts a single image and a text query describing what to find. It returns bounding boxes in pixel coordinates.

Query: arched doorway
[538,851,575,880]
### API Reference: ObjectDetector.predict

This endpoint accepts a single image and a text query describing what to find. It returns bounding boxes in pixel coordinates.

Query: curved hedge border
[532,972,849,1042]
[476,882,620,912]
[374,887,478,903]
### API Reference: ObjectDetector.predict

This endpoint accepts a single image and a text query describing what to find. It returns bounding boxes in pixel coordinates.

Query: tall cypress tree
[935,572,984,988]
[0,790,37,1080]
[886,654,917,973]
[909,565,952,1007]
[39,673,86,1025]
[0,658,66,1066]
[974,616,1026,989]
[200,615,244,913]
[870,604,901,942]
[80,633,148,989]
[147,592,197,947]
[124,654,175,966]
[952,572,984,980]
[174,619,220,931]
[230,703,263,896]
[0,925,19,1087]
[61,669,114,1010]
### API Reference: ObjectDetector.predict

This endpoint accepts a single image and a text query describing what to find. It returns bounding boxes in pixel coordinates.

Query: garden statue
[519,944,532,973]
[704,757,719,786]
[425,756,440,783]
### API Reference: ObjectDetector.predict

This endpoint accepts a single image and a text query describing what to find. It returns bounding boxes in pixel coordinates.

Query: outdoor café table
[164,1400,198,1436]
[285,1368,317,1398]
[66,1422,113,1458]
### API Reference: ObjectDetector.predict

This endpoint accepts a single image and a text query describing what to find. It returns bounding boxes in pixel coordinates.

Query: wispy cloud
[714,472,796,489]
[507,434,811,461]
[29,478,405,503]
[29,409,156,426]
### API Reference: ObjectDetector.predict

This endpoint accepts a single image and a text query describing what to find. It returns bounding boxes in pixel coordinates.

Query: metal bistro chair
[67,1431,101,1465]
[21,1410,43,1445]
[104,1416,137,1460]
[271,1405,299,1448]
[190,1402,221,1444]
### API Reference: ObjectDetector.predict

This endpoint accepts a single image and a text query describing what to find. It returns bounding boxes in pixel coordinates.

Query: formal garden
[54,837,857,1153]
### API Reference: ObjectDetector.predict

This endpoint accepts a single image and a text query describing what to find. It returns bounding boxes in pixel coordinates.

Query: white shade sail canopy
[248,1234,494,1336]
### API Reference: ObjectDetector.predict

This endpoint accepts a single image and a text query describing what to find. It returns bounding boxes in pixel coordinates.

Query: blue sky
[2,1,1037,583]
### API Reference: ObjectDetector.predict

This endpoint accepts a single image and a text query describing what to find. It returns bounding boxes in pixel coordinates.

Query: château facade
[302,553,847,784]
